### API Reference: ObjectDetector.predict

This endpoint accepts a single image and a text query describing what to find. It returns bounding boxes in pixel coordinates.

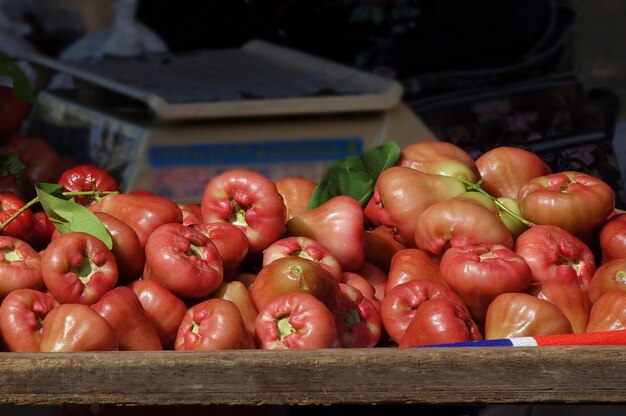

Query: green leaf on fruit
[0,53,36,104]
[307,141,402,210]
[35,183,113,249]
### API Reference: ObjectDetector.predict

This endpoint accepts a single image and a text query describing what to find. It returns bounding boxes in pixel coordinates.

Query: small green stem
[0,189,118,232]
[458,178,534,228]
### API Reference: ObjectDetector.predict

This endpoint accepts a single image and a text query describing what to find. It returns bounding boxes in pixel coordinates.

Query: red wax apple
[285,195,366,272]
[373,166,466,246]
[475,146,552,199]
[255,292,339,350]
[484,292,573,339]
[201,169,287,253]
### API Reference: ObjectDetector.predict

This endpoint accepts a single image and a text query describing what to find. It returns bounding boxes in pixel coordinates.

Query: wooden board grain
[1,347,625,406]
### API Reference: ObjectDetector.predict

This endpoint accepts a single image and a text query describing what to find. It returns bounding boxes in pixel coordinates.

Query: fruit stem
[0,189,118,232]
[459,178,534,227]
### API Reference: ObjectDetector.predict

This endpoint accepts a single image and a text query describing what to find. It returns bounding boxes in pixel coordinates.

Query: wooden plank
[0,347,625,406]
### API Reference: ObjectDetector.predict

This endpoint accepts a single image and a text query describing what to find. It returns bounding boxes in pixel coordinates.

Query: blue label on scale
[148,137,364,168]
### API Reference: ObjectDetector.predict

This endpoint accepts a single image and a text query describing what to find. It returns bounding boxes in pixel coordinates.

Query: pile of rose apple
[0,140,624,351]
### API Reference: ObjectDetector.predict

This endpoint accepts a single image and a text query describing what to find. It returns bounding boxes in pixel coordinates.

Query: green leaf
[35,183,113,249]
[0,53,36,104]
[307,141,402,210]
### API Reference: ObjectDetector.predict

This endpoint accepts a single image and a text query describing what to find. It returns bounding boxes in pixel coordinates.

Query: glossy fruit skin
[484,292,573,339]
[285,195,366,272]
[586,291,626,332]
[341,271,380,311]
[178,203,203,226]
[588,258,626,303]
[335,283,382,348]
[514,225,596,292]
[192,222,249,281]
[398,297,482,347]
[0,192,35,242]
[89,193,183,247]
[41,232,118,305]
[275,176,317,220]
[527,281,591,334]
[91,286,162,351]
[0,288,58,352]
[255,292,340,350]
[440,243,532,325]
[373,166,466,246]
[364,224,406,272]
[201,169,287,253]
[398,140,480,182]
[599,213,626,264]
[211,280,259,339]
[414,194,514,257]
[518,171,615,240]
[39,303,119,352]
[57,164,120,206]
[262,236,342,283]
[175,298,255,351]
[380,279,472,344]
[143,223,223,299]
[475,146,552,199]
[93,212,145,282]
[0,236,43,300]
[386,248,446,294]
[128,279,188,349]
[251,256,341,316]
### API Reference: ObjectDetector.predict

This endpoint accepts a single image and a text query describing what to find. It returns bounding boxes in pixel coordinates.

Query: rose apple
[0,192,35,242]
[93,212,145,282]
[484,292,573,339]
[586,291,626,332]
[143,223,223,299]
[386,248,446,294]
[335,283,382,348]
[373,166,466,246]
[599,213,626,264]
[89,193,183,247]
[518,171,615,241]
[380,279,471,344]
[212,280,259,339]
[275,176,317,220]
[527,281,591,334]
[588,258,626,303]
[475,146,552,199]
[398,140,480,182]
[440,243,532,325]
[514,224,596,292]
[414,194,513,256]
[40,303,119,352]
[398,297,482,347]
[57,164,120,206]
[192,222,249,280]
[262,236,342,282]
[341,271,380,311]
[0,236,43,300]
[91,286,162,351]
[175,298,255,350]
[285,195,365,271]
[364,225,406,272]
[0,288,58,352]
[41,231,118,305]
[201,169,287,253]
[255,292,339,350]
[128,279,188,349]
[178,203,203,226]
[251,256,341,316]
